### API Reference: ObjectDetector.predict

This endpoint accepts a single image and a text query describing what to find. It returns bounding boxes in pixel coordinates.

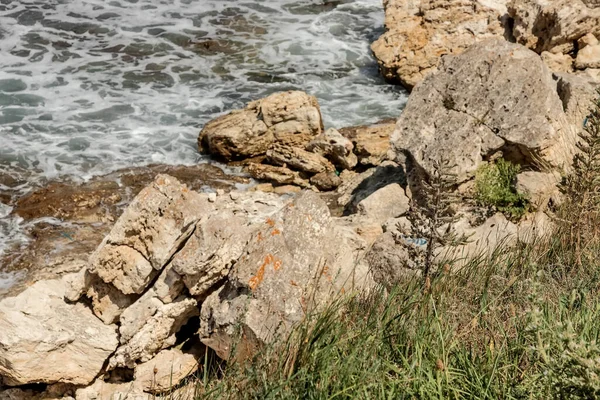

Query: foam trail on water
[0,0,406,187]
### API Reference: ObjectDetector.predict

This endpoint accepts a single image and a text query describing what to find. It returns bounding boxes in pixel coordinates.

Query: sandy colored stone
[89,175,207,295]
[576,44,600,69]
[371,0,506,89]
[357,183,410,225]
[508,0,600,55]
[134,348,199,393]
[339,120,395,166]
[199,91,323,160]
[267,144,334,174]
[305,128,357,170]
[0,279,118,386]
[109,297,198,369]
[246,163,310,188]
[199,192,373,360]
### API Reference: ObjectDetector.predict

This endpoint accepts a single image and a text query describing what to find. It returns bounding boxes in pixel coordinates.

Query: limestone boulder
[371,0,507,89]
[109,297,198,369]
[89,175,207,295]
[310,171,342,191]
[508,0,600,55]
[366,232,419,288]
[170,190,286,297]
[339,120,395,167]
[516,171,560,209]
[556,73,600,137]
[0,279,118,386]
[199,192,373,360]
[75,379,147,400]
[391,39,575,184]
[198,91,323,160]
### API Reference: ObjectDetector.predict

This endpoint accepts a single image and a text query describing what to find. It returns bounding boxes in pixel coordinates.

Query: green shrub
[475,158,529,219]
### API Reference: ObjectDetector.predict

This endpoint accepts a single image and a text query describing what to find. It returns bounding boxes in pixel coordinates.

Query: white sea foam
[0,0,406,186]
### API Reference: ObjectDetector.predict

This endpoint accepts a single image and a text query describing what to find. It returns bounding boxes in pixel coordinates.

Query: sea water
[0,0,407,261]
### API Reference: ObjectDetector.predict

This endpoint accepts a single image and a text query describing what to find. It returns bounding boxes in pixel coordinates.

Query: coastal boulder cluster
[1,0,600,398]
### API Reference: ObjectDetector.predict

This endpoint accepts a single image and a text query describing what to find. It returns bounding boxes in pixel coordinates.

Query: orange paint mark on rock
[249,254,274,290]
[257,231,264,242]
[271,228,281,236]
[265,218,276,227]
[273,258,282,271]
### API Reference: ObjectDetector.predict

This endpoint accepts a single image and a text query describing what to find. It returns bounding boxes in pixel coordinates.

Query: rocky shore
[1,1,600,399]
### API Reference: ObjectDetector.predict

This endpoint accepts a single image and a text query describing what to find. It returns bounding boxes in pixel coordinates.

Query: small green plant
[475,158,529,219]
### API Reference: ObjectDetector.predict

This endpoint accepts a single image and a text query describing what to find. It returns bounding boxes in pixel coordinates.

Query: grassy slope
[191,233,600,399]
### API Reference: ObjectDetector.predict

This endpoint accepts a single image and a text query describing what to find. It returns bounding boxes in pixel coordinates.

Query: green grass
[475,159,529,219]
[191,234,600,399]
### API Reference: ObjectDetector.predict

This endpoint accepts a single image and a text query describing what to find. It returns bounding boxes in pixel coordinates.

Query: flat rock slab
[0,279,118,386]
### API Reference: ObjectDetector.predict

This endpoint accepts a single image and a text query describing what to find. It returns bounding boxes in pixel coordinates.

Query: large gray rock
[198,91,323,160]
[0,279,118,386]
[199,192,373,360]
[391,39,576,183]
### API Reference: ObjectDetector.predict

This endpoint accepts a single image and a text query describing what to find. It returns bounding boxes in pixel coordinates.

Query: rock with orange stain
[199,191,374,360]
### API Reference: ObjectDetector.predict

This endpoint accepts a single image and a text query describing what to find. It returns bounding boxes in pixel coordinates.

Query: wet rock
[371,0,506,89]
[310,171,342,191]
[392,39,575,184]
[267,144,335,174]
[199,192,373,360]
[1,164,247,300]
[0,279,118,386]
[357,183,410,225]
[199,91,323,160]
[134,348,199,393]
[89,175,207,295]
[338,119,395,166]
[246,163,310,188]
[305,128,357,170]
